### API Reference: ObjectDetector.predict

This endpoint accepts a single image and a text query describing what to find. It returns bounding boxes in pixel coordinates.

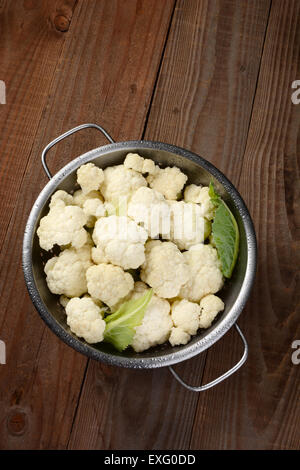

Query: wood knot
[7,410,27,436]
[54,15,70,32]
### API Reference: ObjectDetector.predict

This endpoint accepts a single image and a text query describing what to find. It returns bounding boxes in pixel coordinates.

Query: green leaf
[103,289,153,352]
[209,182,239,278]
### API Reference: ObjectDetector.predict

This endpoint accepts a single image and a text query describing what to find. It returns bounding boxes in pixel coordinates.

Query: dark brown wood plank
[0,0,78,248]
[0,0,174,449]
[68,0,271,450]
[190,0,300,450]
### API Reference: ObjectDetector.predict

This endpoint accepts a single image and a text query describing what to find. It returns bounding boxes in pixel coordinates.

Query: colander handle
[41,123,115,179]
[169,323,248,392]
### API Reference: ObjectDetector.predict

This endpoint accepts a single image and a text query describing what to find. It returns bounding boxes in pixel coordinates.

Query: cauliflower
[92,215,148,269]
[140,241,189,298]
[77,163,104,194]
[91,246,108,264]
[72,190,104,228]
[179,244,223,302]
[59,295,70,308]
[82,198,106,228]
[184,185,215,220]
[86,263,134,308]
[66,297,106,343]
[127,187,170,238]
[37,199,88,250]
[82,198,106,218]
[171,299,200,335]
[124,153,156,175]
[44,245,92,297]
[38,153,231,353]
[73,189,103,207]
[147,166,188,200]
[169,327,191,346]
[100,165,147,203]
[199,294,224,328]
[167,200,211,250]
[130,283,172,352]
[49,190,73,208]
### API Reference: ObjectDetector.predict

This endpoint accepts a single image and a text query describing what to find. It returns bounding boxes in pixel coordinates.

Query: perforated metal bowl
[23,124,257,391]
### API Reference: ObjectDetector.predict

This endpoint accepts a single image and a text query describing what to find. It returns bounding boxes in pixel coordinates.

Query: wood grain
[0,0,174,449]
[0,0,78,249]
[190,0,300,450]
[68,0,271,450]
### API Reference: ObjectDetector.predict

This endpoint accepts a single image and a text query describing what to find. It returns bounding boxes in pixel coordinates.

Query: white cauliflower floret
[124,153,156,175]
[92,215,148,269]
[142,159,156,174]
[147,166,188,200]
[184,185,215,220]
[171,299,201,335]
[128,187,170,238]
[184,184,202,203]
[130,282,173,352]
[167,200,211,250]
[86,263,134,308]
[66,297,106,344]
[83,198,106,218]
[59,295,70,308]
[169,327,191,346]
[199,294,224,328]
[49,190,73,208]
[180,244,223,302]
[37,199,88,250]
[77,163,104,195]
[100,165,147,203]
[44,245,92,297]
[73,189,103,207]
[91,246,108,264]
[140,241,189,298]
[73,190,104,228]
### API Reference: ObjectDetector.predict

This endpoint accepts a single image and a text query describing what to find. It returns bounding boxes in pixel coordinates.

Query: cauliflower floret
[100,165,147,203]
[140,241,189,298]
[128,187,170,238]
[171,299,201,335]
[73,189,103,207]
[147,166,188,200]
[73,190,104,228]
[142,159,156,174]
[86,263,134,308]
[199,294,224,328]
[91,246,108,264]
[184,185,215,220]
[66,297,106,344]
[179,244,223,302]
[184,184,202,203]
[81,293,104,308]
[167,200,211,250]
[83,198,106,218]
[37,199,88,250]
[130,282,172,352]
[44,245,92,297]
[59,295,70,308]
[77,163,104,195]
[49,190,73,208]
[169,327,191,346]
[92,215,148,269]
[124,153,156,175]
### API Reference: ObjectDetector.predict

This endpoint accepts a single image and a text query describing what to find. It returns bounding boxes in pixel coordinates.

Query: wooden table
[0,0,299,450]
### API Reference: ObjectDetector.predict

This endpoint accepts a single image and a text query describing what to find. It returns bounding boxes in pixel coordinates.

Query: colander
[23,123,257,391]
